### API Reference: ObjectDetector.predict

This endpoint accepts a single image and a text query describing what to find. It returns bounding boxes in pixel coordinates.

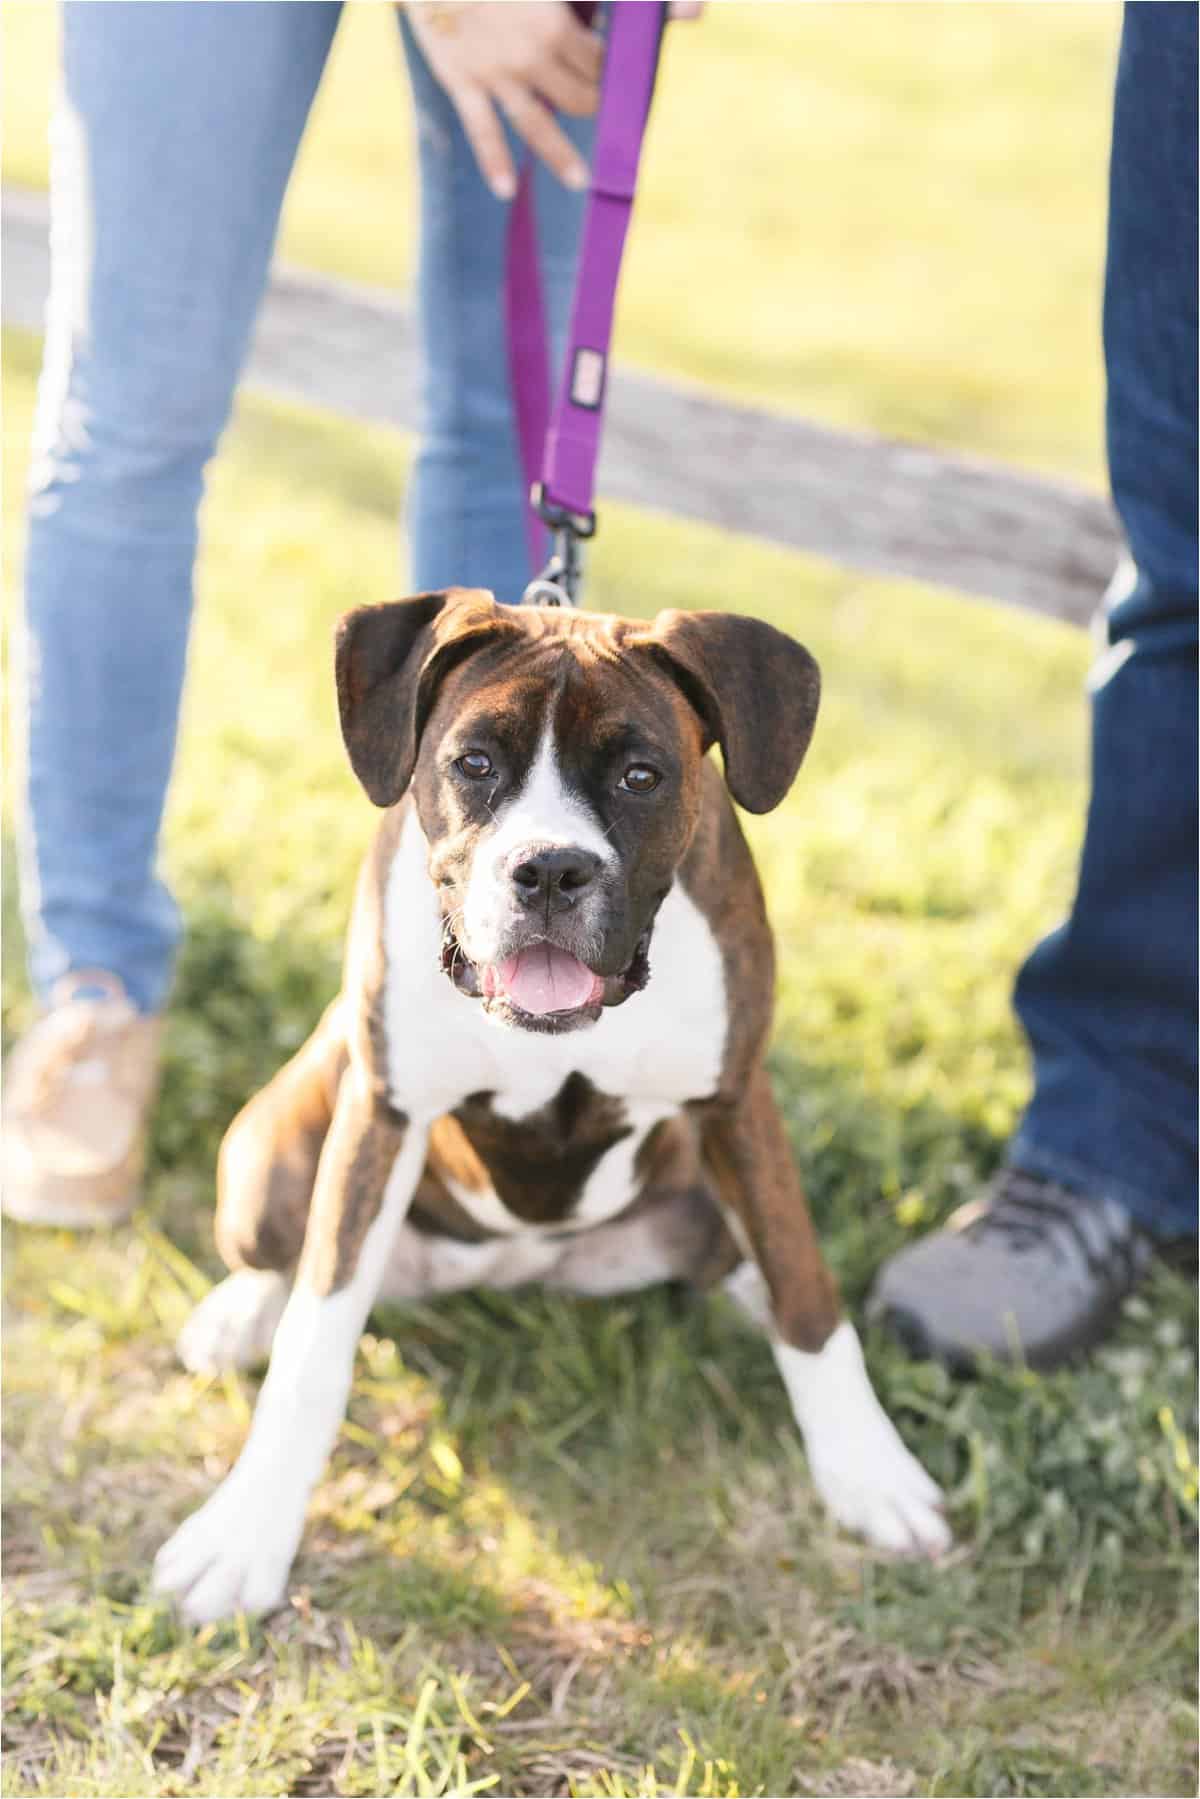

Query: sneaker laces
[959,1169,1151,1291]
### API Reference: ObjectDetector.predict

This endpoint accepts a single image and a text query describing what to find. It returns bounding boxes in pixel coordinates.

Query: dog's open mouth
[440,926,651,1029]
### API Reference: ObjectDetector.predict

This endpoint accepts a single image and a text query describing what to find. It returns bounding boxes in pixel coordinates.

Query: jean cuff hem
[1007,1133,1196,1243]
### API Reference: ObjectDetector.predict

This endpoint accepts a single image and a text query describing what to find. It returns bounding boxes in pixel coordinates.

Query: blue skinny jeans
[19,1,586,1013]
[16,5,1198,1239]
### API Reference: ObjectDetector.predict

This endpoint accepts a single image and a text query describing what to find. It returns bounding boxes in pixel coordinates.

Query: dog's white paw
[776,1320,951,1559]
[154,1467,305,1623]
[177,1269,289,1375]
[808,1410,951,1557]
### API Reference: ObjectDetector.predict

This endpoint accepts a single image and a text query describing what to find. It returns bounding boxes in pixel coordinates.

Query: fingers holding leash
[406,0,704,202]
[406,1,599,199]
[451,83,524,202]
[496,81,590,191]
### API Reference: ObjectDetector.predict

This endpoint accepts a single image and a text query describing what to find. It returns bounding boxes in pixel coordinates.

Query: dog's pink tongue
[498,944,599,1015]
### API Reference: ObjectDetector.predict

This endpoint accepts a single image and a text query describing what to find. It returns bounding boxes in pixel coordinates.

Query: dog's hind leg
[176,1266,291,1374]
[176,1001,349,1375]
[215,998,349,1274]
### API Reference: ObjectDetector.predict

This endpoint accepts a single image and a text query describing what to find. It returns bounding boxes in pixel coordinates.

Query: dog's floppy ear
[635,609,821,813]
[335,588,501,806]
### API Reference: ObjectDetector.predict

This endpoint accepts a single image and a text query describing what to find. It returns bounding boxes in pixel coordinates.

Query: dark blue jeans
[1011,2,1198,1240]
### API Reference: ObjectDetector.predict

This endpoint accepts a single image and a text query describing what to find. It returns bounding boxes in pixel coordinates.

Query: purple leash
[505,0,667,606]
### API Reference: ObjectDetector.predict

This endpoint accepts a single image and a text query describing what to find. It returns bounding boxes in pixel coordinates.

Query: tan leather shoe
[2,971,163,1228]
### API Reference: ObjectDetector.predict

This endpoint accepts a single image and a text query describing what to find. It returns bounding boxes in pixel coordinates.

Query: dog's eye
[455,751,495,780]
[619,764,661,794]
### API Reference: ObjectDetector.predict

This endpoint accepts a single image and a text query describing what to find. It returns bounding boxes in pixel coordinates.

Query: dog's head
[336,589,819,1034]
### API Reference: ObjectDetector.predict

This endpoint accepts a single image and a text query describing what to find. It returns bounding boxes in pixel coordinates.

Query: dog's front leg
[705,1067,950,1556]
[154,1071,426,1623]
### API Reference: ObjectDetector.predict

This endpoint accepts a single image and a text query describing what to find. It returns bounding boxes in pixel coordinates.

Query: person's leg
[1010,0,1198,1239]
[18,1,342,1016]
[397,11,592,602]
[870,1,1198,1367]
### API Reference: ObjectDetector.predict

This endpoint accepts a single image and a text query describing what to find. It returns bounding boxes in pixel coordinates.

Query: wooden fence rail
[3,183,1120,627]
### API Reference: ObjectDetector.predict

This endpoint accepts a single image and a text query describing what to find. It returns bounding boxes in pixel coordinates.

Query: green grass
[3,322,1196,1798]
[3,1,1117,480]
[0,7,1189,1785]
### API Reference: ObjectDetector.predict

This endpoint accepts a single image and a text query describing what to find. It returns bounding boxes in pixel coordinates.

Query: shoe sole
[2,1192,138,1229]
[1,1156,141,1229]
[871,1296,1134,1376]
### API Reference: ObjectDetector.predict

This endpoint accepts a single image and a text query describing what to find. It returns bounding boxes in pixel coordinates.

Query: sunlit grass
[2,0,1116,479]
[0,11,1181,1791]
[3,328,1195,1796]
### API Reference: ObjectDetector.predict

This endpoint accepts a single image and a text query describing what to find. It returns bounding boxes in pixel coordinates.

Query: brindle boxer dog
[154,589,949,1622]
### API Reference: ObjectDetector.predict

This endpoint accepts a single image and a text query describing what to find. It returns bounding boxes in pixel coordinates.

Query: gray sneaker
[867,1169,1155,1372]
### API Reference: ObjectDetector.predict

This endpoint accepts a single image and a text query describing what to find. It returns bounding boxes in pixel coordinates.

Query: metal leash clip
[520,485,597,609]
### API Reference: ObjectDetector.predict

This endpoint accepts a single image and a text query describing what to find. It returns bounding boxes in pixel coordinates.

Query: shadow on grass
[144,887,343,1260]
[1,842,342,1259]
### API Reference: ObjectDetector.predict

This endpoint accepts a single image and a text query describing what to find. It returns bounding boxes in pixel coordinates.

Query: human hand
[405,2,603,199]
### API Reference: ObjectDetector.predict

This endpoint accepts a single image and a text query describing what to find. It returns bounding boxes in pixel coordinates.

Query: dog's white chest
[375,808,728,1139]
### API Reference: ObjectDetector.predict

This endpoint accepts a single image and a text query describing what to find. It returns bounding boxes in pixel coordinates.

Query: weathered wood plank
[3,183,1119,625]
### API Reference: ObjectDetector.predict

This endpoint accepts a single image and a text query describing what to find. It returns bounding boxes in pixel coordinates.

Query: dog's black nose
[509,846,601,911]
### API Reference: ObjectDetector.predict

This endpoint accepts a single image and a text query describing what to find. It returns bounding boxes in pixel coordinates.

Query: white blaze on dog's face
[457,721,620,980]
[334,590,821,1036]
[412,625,705,1035]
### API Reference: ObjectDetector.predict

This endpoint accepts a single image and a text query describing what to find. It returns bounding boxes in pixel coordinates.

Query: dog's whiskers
[439,905,472,978]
